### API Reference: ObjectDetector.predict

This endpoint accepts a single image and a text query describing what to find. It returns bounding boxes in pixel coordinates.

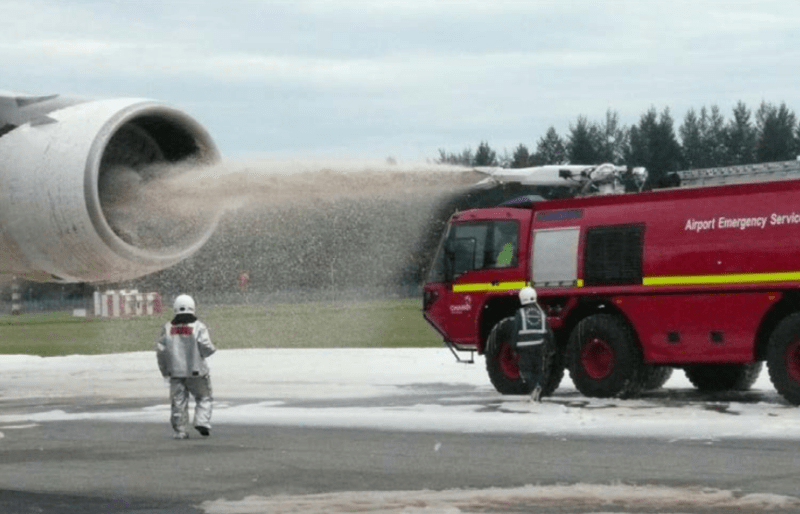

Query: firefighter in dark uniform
[512,286,548,402]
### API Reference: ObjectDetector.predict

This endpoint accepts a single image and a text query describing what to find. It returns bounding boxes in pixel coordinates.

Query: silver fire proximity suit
[156,313,216,438]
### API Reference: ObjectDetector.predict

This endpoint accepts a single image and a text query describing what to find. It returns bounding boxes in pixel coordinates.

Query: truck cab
[423,206,532,353]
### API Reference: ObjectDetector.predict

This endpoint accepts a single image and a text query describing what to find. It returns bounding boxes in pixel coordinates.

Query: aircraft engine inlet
[0,93,220,282]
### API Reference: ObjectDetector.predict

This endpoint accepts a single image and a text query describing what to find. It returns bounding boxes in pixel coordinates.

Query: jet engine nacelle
[0,92,219,283]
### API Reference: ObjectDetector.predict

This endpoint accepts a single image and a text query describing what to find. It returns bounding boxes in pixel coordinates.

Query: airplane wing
[0,92,72,129]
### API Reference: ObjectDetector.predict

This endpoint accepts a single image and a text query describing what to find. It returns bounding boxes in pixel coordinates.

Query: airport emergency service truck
[422,160,800,405]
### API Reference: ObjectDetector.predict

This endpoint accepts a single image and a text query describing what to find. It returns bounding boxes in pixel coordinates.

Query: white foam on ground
[3,348,800,513]
[0,348,798,441]
[198,483,800,514]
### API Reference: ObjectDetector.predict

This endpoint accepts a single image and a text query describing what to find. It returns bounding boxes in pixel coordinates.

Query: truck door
[424,218,525,347]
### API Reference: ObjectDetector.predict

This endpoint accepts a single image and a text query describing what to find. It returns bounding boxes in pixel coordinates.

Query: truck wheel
[485,317,530,395]
[642,365,673,391]
[567,314,644,399]
[684,363,762,392]
[767,313,800,405]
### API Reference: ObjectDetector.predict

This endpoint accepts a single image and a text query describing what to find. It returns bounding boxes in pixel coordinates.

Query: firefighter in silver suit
[512,286,548,402]
[156,294,216,439]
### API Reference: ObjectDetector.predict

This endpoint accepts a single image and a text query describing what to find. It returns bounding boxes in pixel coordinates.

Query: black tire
[485,317,530,395]
[642,365,673,391]
[485,318,564,396]
[684,363,762,392]
[767,313,800,405]
[567,314,644,399]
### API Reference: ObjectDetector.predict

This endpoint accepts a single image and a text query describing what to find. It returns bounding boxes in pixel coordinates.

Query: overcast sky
[3,0,800,162]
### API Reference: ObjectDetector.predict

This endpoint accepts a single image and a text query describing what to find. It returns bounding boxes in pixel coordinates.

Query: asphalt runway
[2,394,800,514]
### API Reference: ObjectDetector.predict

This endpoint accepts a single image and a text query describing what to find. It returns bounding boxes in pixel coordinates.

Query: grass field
[0,298,444,356]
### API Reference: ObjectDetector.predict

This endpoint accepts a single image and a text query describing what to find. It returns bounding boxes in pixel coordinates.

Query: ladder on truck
[676,159,800,188]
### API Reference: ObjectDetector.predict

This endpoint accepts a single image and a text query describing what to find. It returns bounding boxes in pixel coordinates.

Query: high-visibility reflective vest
[513,304,547,348]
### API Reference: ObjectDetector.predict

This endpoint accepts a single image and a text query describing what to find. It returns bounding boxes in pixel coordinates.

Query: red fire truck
[422,160,800,405]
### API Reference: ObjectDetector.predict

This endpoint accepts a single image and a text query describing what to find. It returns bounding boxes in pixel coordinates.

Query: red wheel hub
[498,342,520,379]
[786,339,800,383]
[581,337,614,379]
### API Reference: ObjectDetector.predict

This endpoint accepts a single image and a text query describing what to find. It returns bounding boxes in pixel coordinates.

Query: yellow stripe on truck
[643,270,800,286]
[451,272,800,290]
[452,281,528,293]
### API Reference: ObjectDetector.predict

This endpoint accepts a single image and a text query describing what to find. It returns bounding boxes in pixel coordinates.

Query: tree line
[436,101,800,187]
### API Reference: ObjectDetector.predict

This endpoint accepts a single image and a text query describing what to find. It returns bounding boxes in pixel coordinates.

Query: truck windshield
[427,219,519,283]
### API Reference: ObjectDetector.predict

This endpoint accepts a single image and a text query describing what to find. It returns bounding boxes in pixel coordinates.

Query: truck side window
[584,225,644,286]
[452,223,489,270]
[531,228,580,287]
[449,237,477,276]
[428,220,520,282]
[490,221,518,268]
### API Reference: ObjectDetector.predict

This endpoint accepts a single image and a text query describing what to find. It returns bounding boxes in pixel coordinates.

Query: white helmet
[518,286,537,305]
[173,294,196,314]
